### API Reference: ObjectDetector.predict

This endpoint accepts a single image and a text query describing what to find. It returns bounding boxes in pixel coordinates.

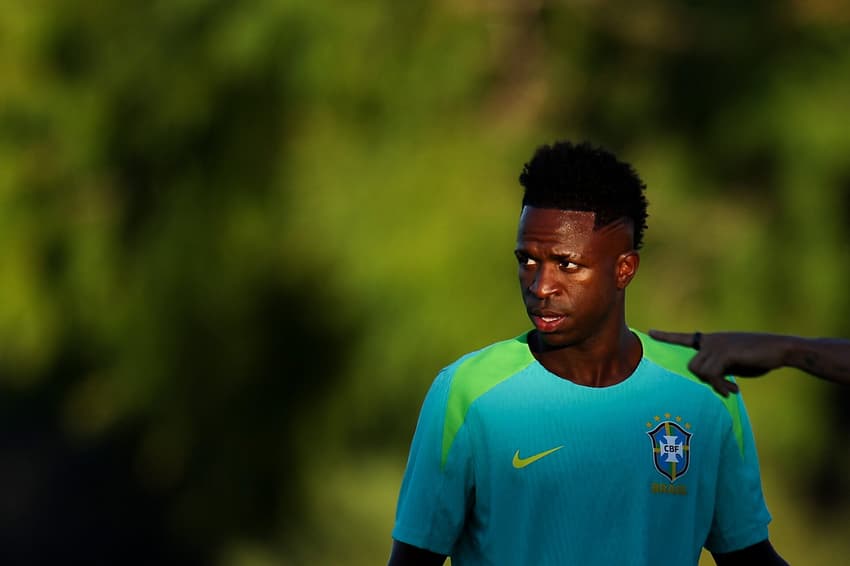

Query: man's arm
[387,540,446,566]
[649,330,850,395]
[712,539,788,565]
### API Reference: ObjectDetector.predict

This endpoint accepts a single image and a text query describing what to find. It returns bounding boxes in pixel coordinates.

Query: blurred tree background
[1,0,849,564]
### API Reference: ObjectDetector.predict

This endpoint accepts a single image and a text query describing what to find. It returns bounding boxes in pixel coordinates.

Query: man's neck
[530,325,643,387]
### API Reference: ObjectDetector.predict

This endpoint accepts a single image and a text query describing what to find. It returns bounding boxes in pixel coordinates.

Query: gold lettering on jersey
[651,482,688,495]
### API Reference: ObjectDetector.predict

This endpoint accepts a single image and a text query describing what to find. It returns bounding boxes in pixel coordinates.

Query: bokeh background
[2,1,850,564]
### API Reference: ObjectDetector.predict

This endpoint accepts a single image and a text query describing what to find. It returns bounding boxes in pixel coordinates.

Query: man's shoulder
[634,328,708,384]
[432,333,536,414]
[442,332,535,383]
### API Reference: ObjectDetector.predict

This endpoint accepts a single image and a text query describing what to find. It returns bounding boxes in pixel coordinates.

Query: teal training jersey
[392,330,771,566]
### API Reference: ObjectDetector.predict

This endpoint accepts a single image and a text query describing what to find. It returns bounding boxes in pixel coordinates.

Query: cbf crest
[647,416,692,482]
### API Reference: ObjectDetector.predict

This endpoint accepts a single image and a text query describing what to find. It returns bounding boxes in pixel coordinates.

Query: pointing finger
[649,330,697,348]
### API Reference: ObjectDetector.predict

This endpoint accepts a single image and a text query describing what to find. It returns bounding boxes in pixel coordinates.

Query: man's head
[519,141,648,250]
[515,141,648,351]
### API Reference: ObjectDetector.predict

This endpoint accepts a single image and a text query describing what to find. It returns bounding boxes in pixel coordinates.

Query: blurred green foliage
[1,0,850,564]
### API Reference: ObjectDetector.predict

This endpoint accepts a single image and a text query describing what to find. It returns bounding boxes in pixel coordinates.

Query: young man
[650,329,850,395]
[389,141,787,565]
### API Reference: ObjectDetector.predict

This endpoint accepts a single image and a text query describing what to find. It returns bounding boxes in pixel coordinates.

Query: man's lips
[529,310,567,332]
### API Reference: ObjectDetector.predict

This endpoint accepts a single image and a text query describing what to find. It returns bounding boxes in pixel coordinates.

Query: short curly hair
[519,141,649,249]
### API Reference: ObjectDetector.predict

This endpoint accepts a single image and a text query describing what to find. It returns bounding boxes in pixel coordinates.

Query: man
[388,141,787,565]
[650,329,850,395]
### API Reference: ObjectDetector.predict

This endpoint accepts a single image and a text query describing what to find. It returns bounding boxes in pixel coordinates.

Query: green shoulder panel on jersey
[441,334,535,468]
[634,329,746,455]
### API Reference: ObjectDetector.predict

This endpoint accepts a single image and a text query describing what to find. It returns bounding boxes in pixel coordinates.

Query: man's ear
[616,251,640,289]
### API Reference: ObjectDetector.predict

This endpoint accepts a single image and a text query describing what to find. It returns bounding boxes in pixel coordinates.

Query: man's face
[515,206,638,350]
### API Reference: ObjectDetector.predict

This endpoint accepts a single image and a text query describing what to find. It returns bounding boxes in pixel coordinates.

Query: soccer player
[388,141,788,565]
[649,330,850,396]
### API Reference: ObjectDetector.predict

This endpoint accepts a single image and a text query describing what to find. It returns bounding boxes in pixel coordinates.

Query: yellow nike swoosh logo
[512,446,564,469]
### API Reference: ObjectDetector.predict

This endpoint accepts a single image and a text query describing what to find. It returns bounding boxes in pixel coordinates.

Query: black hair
[518,141,649,249]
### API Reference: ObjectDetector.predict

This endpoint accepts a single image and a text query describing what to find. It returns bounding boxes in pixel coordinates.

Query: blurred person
[649,330,850,396]
[388,141,787,566]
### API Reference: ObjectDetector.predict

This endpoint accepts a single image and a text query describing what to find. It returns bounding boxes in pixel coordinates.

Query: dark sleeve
[712,539,789,565]
[387,540,447,566]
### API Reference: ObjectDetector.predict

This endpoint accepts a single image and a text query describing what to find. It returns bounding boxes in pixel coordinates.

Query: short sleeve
[704,394,772,553]
[392,367,475,555]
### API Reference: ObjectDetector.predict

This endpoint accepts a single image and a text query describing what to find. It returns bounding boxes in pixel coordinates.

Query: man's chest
[466,382,722,498]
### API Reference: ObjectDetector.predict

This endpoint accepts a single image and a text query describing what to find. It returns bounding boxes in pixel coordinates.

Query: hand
[648,330,790,396]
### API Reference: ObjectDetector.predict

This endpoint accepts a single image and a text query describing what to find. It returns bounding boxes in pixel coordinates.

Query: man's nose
[528,264,560,298]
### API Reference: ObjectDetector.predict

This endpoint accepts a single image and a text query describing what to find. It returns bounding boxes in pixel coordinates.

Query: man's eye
[517,255,537,266]
[559,260,577,270]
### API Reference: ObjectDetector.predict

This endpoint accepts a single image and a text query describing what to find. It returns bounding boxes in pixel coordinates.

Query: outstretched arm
[649,330,850,395]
